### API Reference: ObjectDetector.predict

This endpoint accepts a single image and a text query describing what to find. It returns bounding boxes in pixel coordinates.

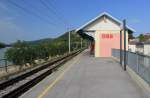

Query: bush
[4,32,88,68]
[0,42,6,48]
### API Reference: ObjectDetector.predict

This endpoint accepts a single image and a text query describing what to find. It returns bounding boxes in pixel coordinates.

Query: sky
[0,0,150,43]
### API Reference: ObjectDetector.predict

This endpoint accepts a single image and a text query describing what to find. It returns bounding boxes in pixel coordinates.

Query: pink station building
[76,12,135,57]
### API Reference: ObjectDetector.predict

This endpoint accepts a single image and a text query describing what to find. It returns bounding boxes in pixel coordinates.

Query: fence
[112,49,150,85]
[0,59,12,72]
[0,59,8,72]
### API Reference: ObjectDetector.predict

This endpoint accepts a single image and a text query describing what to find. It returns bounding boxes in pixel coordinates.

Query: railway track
[0,49,83,98]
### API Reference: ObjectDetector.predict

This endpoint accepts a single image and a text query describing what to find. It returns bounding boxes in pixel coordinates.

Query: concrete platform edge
[126,66,150,97]
[111,56,150,98]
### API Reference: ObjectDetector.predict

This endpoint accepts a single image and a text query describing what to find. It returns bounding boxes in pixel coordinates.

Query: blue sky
[0,0,150,43]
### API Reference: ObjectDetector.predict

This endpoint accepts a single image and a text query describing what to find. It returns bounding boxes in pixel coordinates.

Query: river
[0,48,9,59]
[0,47,11,67]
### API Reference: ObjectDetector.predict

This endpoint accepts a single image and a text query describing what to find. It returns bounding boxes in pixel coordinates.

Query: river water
[0,48,11,67]
[0,48,9,59]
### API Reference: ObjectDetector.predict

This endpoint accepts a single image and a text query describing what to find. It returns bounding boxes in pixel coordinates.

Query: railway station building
[77,12,135,57]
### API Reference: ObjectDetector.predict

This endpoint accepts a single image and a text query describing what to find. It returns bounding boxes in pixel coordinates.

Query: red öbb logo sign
[102,34,113,39]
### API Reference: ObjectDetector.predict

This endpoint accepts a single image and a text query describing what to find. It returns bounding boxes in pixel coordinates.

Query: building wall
[136,45,144,54]
[144,45,150,56]
[128,44,136,52]
[84,17,120,31]
[128,44,150,56]
[83,16,129,57]
[95,30,128,57]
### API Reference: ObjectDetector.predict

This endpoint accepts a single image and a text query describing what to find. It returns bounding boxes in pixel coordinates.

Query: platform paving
[20,50,149,98]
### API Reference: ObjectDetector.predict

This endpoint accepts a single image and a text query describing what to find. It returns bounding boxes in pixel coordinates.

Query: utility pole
[80,38,82,49]
[68,30,71,53]
[120,30,122,66]
[123,19,127,71]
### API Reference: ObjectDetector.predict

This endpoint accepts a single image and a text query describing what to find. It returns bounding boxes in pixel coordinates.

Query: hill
[25,38,54,45]
[25,30,84,47]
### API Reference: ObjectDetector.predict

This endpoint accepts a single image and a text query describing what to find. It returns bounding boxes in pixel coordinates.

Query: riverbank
[0,58,51,80]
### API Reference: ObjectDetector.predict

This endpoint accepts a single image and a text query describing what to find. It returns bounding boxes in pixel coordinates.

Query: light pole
[68,30,71,53]
[80,38,82,49]
[120,19,127,71]
[123,19,127,71]
[120,30,122,66]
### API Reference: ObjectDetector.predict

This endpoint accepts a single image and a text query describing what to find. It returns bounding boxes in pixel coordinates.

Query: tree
[4,31,88,69]
[5,41,30,67]
[5,40,51,68]
[138,34,145,42]
[0,42,6,48]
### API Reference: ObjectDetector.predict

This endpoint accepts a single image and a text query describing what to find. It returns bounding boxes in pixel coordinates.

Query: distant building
[129,39,150,56]
[128,42,136,52]
[144,33,150,41]
[143,40,150,55]
[136,42,144,54]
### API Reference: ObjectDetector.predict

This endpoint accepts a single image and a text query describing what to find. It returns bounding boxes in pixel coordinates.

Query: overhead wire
[21,0,64,27]
[43,0,73,29]
[8,0,74,32]
[8,0,60,29]
[39,0,67,28]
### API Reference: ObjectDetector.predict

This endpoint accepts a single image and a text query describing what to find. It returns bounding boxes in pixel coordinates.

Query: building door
[90,41,95,55]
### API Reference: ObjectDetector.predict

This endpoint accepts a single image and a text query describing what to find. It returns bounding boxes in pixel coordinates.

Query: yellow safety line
[37,55,81,98]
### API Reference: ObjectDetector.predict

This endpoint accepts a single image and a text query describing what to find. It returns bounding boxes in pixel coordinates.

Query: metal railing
[0,59,9,73]
[112,49,150,85]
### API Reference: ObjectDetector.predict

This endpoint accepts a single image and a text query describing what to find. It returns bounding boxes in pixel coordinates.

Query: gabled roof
[76,12,136,32]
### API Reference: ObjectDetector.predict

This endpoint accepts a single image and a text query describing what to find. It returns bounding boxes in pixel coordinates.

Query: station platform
[20,50,149,98]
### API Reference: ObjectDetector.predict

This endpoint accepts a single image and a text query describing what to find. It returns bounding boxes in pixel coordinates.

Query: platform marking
[37,54,81,98]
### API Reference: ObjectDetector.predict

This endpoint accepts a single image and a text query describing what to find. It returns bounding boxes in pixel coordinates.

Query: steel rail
[0,49,83,98]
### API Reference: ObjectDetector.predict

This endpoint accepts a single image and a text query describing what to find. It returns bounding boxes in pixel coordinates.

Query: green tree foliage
[5,40,32,66]
[138,34,145,42]
[0,42,6,49]
[5,31,88,67]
